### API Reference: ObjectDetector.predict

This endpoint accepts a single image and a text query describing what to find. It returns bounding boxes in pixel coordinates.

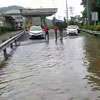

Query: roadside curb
[80,29,100,36]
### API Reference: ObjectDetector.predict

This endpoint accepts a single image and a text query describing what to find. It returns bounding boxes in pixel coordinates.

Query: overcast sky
[0,0,84,19]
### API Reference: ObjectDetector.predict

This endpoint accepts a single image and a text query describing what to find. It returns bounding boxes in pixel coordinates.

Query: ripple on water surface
[0,37,100,100]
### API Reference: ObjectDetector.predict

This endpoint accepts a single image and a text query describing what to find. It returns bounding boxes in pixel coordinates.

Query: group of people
[43,24,63,41]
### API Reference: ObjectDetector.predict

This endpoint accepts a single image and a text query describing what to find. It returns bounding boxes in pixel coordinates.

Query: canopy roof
[2,8,57,17]
[20,8,57,17]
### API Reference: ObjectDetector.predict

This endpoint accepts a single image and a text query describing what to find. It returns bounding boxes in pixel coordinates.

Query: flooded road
[0,32,100,100]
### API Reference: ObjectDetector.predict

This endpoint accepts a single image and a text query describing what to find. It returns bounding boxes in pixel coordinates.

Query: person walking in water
[58,27,63,40]
[43,25,49,40]
[54,26,58,41]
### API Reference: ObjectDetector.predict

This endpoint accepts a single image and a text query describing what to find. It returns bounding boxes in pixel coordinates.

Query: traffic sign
[92,12,98,21]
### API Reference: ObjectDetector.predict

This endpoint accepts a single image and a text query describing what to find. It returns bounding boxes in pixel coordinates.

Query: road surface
[0,30,100,100]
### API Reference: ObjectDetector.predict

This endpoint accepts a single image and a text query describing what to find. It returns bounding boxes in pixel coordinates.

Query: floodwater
[0,32,100,100]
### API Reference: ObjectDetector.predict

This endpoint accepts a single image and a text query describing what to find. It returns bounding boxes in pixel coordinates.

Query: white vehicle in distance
[66,25,80,36]
[28,25,45,38]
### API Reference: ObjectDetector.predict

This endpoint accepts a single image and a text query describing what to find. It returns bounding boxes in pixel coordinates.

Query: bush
[47,25,54,29]
[80,24,100,31]
[0,26,16,35]
[95,25,100,31]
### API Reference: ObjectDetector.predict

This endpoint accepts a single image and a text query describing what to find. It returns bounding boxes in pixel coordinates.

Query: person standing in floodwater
[43,25,49,40]
[58,27,63,40]
[54,26,58,41]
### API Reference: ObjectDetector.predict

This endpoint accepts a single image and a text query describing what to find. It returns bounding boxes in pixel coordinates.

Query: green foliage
[80,24,100,31]
[47,25,54,29]
[0,26,15,35]
[81,8,87,18]
[95,25,100,31]
[80,25,95,30]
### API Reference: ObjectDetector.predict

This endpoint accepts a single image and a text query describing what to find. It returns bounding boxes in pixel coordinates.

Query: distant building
[2,9,25,30]
[0,16,5,26]
[11,15,25,29]
[0,7,57,30]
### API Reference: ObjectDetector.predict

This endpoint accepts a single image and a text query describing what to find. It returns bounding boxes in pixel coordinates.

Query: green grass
[0,27,16,35]
[80,24,100,31]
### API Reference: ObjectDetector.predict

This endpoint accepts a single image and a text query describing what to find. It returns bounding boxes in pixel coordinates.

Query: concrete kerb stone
[80,29,100,36]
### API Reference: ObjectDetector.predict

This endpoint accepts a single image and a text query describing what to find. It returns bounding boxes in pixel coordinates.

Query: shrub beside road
[0,26,16,35]
[80,24,100,31]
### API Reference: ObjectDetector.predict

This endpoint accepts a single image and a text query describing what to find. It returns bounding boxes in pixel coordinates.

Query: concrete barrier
[80,29,100,36]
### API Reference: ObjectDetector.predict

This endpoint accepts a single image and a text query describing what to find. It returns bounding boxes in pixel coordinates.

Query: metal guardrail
[0,31,25,59]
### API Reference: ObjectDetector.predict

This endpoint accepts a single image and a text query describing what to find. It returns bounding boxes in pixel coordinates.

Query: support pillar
[10,43,13,49]
[3,48,8,60]
[15,40,18,46]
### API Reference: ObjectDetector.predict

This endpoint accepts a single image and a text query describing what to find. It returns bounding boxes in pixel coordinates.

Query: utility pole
[66,0,69,24]
[69,6,74,17]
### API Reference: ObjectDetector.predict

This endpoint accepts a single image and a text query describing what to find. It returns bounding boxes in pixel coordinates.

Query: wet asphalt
[0,30,100,100]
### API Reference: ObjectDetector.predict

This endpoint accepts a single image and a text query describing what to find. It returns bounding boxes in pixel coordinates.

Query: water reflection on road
[0,34,100,100]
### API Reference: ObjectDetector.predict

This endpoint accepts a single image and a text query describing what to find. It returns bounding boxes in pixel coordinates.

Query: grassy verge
[0,26,16,35]
[80,24,100,31]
